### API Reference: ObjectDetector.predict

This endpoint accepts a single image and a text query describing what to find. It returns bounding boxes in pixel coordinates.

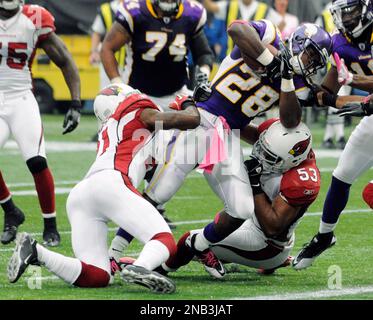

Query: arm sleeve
[115,3,135,35]
[23,5,56,41]
[250,19,278,45]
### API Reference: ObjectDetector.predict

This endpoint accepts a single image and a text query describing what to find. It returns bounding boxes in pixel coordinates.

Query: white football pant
[0,90,46,161]
[66,169,171,274]
[333,115,373,184]
[145,109,254,220]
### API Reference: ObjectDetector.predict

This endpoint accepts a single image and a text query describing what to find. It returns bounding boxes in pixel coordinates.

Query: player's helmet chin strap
[0,0,23,10]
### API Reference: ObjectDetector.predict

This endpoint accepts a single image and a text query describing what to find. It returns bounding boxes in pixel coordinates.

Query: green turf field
[0,114,372,300]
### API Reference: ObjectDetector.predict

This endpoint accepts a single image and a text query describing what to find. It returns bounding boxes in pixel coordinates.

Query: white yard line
[0,208,365,238]
[234,285,373,300]
[2,140,344,159]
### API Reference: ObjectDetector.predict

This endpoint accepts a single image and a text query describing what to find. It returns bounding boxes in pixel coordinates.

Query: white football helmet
[93,84,140,123]
[0,0,23,10]
[252,120,312,174]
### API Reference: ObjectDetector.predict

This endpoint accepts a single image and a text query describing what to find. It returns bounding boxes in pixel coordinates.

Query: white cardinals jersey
[0,5,55,94]
[86,92,161,191]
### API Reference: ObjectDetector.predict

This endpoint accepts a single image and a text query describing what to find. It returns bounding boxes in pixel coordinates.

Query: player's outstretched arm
[101,22,131,83]
[190,30,214,86]
[140,97,200,131]
[279,54,302,128]
[40,33,80,103]
[39,33,81,134]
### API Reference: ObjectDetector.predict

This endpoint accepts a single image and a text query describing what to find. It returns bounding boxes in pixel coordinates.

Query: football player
[108,21,333,276]
[101,0,214,108]
[7,84,201,293]
[293,0,373,270]
[0,1,81,246]
[160,119,319,277]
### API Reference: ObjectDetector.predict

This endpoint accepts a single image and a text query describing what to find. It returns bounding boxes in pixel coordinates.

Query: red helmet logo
[289,137,311,157]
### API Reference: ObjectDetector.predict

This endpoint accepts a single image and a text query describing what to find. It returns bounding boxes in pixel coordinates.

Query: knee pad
[362,183,373,209]
[152,232,177,257]
[26,156,48,174]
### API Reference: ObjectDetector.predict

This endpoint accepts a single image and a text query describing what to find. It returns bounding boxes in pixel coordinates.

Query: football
[242,44,279,72]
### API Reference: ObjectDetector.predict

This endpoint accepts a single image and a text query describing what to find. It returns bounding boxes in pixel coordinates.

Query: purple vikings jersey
[116,0,206,97]
[331,32,373,76]
[197,20,308,130]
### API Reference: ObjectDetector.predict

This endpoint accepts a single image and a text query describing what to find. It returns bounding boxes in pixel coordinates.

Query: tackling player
[293,0,373,269]
[0,1,81,246]
[7,83,200,293]
[161,119,320,277]
[108,21,333,276]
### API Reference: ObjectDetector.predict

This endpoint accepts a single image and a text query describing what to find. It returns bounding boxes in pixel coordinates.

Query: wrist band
[252,184,264,196]
[256,48,274,66]
[322,93,337,107]
[281,78,295,92]
[71,100,82,109]
[110,77,123,84]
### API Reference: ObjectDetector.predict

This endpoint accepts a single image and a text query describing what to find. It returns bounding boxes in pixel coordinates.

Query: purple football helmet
[330,0,373,39]
[288,24,333,78]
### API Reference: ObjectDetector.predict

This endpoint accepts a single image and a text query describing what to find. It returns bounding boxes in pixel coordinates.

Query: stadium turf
[0,115,372,300]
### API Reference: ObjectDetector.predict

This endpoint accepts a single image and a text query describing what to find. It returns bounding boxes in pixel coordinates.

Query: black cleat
[337,137,346,150]
[321,138,335,149]
[1,207,25,245]
[43,228,61,247]
[293,232,337,270]
[7,233,38,283]
[121,264,176,294]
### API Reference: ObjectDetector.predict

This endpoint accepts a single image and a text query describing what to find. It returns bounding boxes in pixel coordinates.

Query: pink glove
[334,52,353,85]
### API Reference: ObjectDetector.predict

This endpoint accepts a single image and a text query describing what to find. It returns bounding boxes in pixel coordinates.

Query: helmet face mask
[152,0,182,17]
[331,0,373,39]
[0,0,23,11]
[252,121,312,174]
[289,24,332,80]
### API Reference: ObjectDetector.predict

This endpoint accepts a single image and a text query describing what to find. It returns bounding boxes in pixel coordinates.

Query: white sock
[36,244,82,284]
[134,240,169,270]
[319,221,338,234]
[194,232,210,252]
[335,123,345,140]
[324,124,334,141]
[109,236,130,261]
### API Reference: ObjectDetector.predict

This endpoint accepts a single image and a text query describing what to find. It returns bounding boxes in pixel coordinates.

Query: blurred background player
[266,0,299,40]
[202,0,275,56]
[162,120,319,277]
[0,0,81,246]
[7,84,201,293]
[101,0,214,108]
[315,1,348,149]
[293,0,373,269]
[89,0,125,90]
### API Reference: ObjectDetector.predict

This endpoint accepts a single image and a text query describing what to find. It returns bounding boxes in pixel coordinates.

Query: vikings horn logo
[288,137,311,157]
